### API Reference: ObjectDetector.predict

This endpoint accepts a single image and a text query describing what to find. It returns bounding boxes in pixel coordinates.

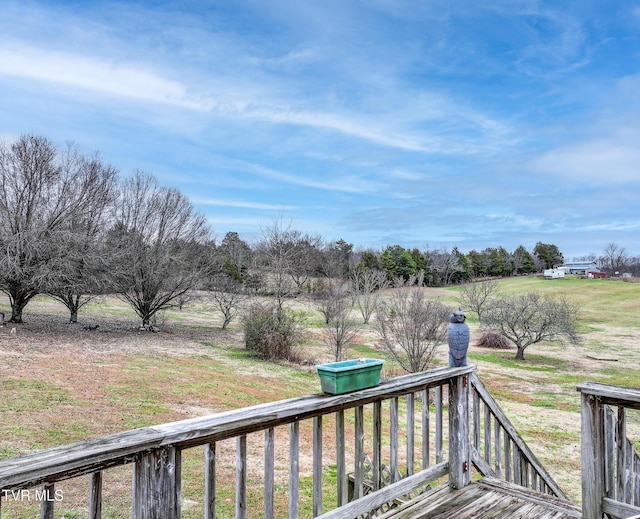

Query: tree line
[0,134,637,327]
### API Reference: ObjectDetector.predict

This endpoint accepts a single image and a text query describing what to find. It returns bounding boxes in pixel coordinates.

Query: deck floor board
[377,477,582,519]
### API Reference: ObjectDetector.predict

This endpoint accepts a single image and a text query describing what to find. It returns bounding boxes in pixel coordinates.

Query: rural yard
[1,276,639,518]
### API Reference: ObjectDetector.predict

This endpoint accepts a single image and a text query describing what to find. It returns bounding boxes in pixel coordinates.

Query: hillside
[0,275,639,516]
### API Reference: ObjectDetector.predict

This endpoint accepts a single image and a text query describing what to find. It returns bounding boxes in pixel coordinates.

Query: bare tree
[374,275,451,373]
[599,242,629,276]
[458,279,500,322]
[0,135,117,322]
[351,268,389,324]
[209,274,249,329]
[110,171,211,328]
[254,220,322,310]
[482,292,581,360]
[46,152,118,322]
[426,248,463,286]
[318,281,360,361]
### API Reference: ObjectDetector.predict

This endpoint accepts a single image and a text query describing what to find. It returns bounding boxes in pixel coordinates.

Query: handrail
[579,382,640,519]
[0,366,474,491]
[0,366,475,519]
[0,365,571,519]
[470,372,568,499]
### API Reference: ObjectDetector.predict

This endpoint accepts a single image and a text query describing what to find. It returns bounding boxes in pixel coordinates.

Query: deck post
[448,373,470,489]
[581,392,605,519]
[132,446,181,519]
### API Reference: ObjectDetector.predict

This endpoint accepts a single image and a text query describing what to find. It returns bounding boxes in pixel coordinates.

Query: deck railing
[0,365,566,519]
[579,382,640,519]
[470,372,568,499]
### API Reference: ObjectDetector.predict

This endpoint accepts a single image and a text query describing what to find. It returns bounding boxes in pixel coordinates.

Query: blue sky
[1,1,639,259]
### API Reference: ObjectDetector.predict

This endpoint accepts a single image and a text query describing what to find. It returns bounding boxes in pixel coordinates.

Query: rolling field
[0,275,638,517]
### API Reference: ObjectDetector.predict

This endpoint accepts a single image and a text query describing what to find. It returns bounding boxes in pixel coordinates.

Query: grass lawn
[0,275,639,516]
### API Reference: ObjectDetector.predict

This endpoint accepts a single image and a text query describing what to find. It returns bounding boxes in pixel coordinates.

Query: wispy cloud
[0,43,198,108]
[192,197,297,211]
[1,0,639,256]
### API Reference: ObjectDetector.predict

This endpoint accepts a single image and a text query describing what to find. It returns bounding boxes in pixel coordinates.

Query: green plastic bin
[315,359,385,395]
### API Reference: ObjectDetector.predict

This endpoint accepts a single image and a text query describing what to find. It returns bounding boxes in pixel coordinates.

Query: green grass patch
[469,350,571,372]
[0,380,73,411]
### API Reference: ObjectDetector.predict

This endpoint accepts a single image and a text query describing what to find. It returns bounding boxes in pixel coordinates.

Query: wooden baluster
[504,435,512,483]
[422,388,430,469]
[265,429,275,519]
[633,451,640,506]
[289,422,300,519]
[89,472,102,519]
[390,397,399,482]
[625,438,634,505]
[618,406,627,502]
[435,386,443,464]
[313,417,323,517]
[336,410,347,506]
[354,406,364,499]
[448,373,470,490]
[513,446,522,486]
[40,483,55,519]
[205,442,216,519]
[236,436,247,519]
[494,418,501,478]
[406,393,415,476]
[473,390,480,452]
[581,392,605,519]
[133,446,181,519]
[373,401,382,491]
[484,404,491,466]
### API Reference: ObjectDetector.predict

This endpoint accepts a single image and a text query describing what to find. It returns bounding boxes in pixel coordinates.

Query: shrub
[243,302,303,361]
[476,330,512,349]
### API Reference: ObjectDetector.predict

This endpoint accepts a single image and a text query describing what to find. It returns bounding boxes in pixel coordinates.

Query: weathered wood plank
[436,385,443,464]
[472,390,480,451]
[315,462,449,519]
[578,382,640,411]
[390,397,399,483]
[236,436,247,519]
[354,406,364,500]
[618,405,627,502]
[88,472,102,519]
[581,392,605,519]
[40,483,54,519]
[406,393,415,477]
[448,373,470,490]
[494,414,502,478]
[471,373,566,499]
[376,477,581,519]
[635,451,640,507]
[604,404,615,499]
[471,446,497,478]
[204,442,216,519]
[289,422,299,519]
[0,367,476,490]
[603,496,640,518]
[504,434,512,483]
[421,388,429,470]
[265,429,275,519]
[484,402,491,466]
[336,410,347,507]
[132,446,181,519]
[373,401,382,491]
[312,417,322,517]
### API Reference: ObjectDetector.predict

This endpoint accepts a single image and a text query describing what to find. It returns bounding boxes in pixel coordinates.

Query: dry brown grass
[1,283,640,515]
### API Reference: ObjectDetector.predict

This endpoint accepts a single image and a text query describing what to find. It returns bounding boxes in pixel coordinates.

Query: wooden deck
[377,477,582,519]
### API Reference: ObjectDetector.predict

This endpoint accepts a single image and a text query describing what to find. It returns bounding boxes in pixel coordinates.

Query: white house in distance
[544,261,606,279]
[544,268,565,279]
[559,261,601,275]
